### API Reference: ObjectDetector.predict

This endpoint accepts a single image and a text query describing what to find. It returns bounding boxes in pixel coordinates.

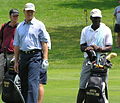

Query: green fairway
[44,68,120,103]
[0,0,120,103]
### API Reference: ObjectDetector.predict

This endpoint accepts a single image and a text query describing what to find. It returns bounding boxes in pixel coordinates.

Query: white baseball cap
[24,3,35,11]
[90,9,102,18]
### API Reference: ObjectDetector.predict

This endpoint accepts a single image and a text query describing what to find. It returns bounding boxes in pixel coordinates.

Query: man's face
[24,10,35,21]
[90,17,101,26]
[10,14,19,22]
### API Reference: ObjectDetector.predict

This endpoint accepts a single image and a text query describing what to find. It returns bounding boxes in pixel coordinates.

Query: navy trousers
[19,52,42,103]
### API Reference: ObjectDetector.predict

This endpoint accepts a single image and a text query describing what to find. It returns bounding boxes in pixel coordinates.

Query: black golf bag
[85,50,112,103]
[1,50,25,103]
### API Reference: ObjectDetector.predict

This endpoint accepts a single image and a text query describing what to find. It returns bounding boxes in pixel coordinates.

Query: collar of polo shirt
[89,23,103,32]
[24,17,36,24]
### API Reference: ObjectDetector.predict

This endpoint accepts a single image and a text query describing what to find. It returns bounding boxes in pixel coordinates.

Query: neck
[25,17,33,23]
[25,19,32,23]
[9,21,18,27]
[91,24,100,30]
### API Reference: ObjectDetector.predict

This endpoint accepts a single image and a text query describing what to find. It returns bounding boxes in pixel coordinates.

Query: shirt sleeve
[80,27,86,45]
[39,22,51,49]
[105,27,113,46]
[47,33,51,50]
[13,27,20,46]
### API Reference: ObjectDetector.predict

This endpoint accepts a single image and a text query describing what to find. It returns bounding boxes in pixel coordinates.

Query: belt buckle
[33,50,35,53]
[25,51,27,54]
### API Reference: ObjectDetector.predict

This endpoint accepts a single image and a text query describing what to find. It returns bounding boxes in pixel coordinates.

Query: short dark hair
[9,9,19,16]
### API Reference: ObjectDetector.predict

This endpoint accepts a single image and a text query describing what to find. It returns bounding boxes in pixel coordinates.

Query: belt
[20,49,41,54]
[1,51,14,54]
[7,52,14,54]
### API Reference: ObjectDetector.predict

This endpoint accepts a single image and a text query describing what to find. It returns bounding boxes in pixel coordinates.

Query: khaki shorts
[79,58,108,89]
[80,58,91,89]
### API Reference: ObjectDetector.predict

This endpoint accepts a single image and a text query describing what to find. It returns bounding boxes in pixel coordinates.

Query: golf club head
[106,53,117,60]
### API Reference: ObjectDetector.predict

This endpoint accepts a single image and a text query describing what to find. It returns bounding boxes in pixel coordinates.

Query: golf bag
[85,50,112,103]
[1,49,25,103]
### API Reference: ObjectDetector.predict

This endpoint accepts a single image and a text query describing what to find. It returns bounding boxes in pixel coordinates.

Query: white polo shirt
[80,23,113,58]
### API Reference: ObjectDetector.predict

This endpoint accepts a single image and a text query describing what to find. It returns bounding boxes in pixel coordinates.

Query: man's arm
[41,42,48,60]
[0,30,2,48]
[41,42,49,70]
[81,43,112,52]
[0,24,4,48]
[91,45,112,52]
[99,45,112,52]
[14,46,20,73]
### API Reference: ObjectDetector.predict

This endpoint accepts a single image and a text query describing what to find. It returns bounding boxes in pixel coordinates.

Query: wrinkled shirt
[80,23,113,58]
[13,17,51,51]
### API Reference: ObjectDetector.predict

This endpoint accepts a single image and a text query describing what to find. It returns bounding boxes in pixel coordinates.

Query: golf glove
[42,59,49,70]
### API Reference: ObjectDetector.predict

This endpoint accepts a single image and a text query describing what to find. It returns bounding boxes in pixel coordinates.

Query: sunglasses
[12,15,19,17]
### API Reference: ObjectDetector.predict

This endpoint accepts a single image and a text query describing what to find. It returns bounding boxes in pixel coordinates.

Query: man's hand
[91,45,102,52]
[42,59,49,70]
[85,46,94,51]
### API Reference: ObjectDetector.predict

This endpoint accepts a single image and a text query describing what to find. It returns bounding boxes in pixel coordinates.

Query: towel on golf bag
[2,70,25,103]
[85,76,108,103]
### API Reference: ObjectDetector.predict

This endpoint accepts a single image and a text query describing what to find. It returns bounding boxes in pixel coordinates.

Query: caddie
[76,8,113,103]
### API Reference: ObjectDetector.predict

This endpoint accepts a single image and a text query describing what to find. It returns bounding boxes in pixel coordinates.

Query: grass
[0,0,120,103]
[44,68,120,103]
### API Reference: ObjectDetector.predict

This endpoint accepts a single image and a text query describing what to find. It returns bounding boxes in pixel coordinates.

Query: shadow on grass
[57,0,117,10]
[48,25,84,61]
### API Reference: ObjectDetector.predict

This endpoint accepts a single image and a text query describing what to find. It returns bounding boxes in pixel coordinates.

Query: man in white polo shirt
[76,8,113,103]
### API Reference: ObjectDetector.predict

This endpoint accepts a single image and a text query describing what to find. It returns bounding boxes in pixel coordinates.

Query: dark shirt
[0,22,18,53]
